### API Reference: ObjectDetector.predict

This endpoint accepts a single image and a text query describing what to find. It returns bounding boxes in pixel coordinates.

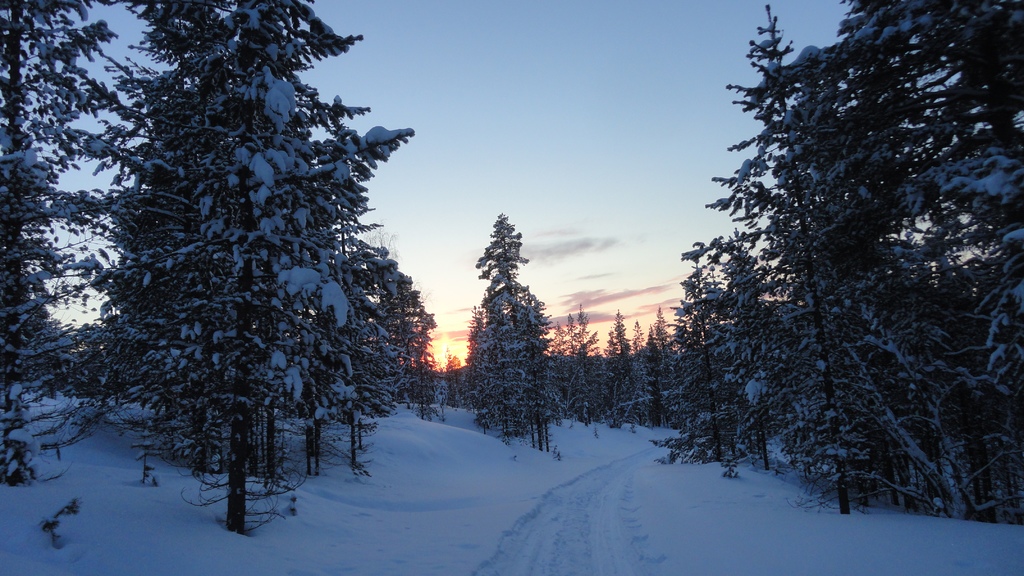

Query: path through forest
[473,448,665,576]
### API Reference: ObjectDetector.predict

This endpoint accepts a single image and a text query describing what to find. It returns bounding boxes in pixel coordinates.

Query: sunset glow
[430,334,468,367]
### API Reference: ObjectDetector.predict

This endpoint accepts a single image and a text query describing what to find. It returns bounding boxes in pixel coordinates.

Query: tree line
[448,214,679,449]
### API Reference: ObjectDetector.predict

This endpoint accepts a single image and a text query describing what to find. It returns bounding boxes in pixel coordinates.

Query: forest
[2,0,1022,536]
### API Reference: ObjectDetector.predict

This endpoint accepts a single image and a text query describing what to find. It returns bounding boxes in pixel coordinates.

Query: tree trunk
[758,425,769,471]
[265,403,276,484]
[226,381,251,534]
[0,0,33,488]
[226,238,255,533]
[315,418,322,475]
[349,412,357,471]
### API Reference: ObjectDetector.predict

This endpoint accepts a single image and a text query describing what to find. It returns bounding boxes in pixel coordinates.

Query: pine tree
[815,0,1024,521]
[658,264,738,463]
[707,8,860,513]
[548,315,572,419]
[464,305,486,421]
[604,311,632,428]
[383,274,438,420]
[568,306,601,425]
[468,214,550,445]
[696,1,1024,520]
[439,347,463,411]
[0,0,113,486]
[643,308,672,428]
[98,1,411,533]
[627,321,651,427]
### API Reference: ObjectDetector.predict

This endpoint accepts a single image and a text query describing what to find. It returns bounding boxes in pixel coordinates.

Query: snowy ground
[1,408,1021,575]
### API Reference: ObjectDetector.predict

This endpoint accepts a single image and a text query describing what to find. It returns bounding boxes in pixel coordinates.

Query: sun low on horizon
[430,334,468,367]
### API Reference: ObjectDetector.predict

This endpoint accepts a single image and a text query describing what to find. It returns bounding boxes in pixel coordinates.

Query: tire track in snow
[473,448,661,576]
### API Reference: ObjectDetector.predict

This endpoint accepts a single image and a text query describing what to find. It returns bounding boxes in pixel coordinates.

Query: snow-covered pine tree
[642,307,672,428]
[706,8,863,513]
[698,1,1024,520]
[0,0,113,486]
[297,236,402,477]
[707,239,776,472]
[382,274,438,420]
[797,0,1024,521]
[627,320,652,428]
[657,264,737,464]
[468,214,550,445]
[98,1,411,533]
[440,346,465,410]
[568,305,601,426]
[516,288,553,450]
[604,310,632,429]
[464,305,487,422]
[545,306,600,424]
[547,314,573,420]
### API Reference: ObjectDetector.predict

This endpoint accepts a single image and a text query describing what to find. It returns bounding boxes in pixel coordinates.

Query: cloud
[634,298,682,318]
[442,328,470,342]
[549,289,683,339]
[524,237,620,265]
[548,308,620,326]
[533,227,581,238]
[576,272,615,282]
[556,284,675,312]
[583,310,620,324]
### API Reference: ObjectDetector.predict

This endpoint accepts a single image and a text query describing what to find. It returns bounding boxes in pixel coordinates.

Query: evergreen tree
[467,214,550,445]
[0,0,113,486]
[643,308,672,428]
[383,274,438,420]
[98,0,411,533]
[547,315,572,419]
[706,7,864,514]
[440,347,464,409]
[658,264,738,463]
[604,310,632,428]
[546,305,601,424]
[464,305,486,419]
[627,320,651,427]
[693,1,1024,521]
[821,0,1024,520]
[568,305,601,425]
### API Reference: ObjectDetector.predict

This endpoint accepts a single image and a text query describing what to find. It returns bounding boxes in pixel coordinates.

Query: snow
[249,152,275,187]
[284,365,303,400]
[363,126,413,145]
[745,378,765,402]
[1003,228,1024,244]
[5,427,35,445]
[321,279,349,326]
[262,68,297,130]
[278,266,321,296]
[791,44,821,65]
[736,158,753,183]
[1,409,1021,575]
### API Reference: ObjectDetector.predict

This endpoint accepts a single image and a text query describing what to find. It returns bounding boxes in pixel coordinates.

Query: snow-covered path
[474,448,663,576]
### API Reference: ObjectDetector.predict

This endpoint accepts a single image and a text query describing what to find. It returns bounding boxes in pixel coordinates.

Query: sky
[75,1,851,361]
[321,0,850,360]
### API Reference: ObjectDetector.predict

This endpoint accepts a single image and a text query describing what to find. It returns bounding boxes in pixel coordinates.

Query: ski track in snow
[474,447,665,576]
